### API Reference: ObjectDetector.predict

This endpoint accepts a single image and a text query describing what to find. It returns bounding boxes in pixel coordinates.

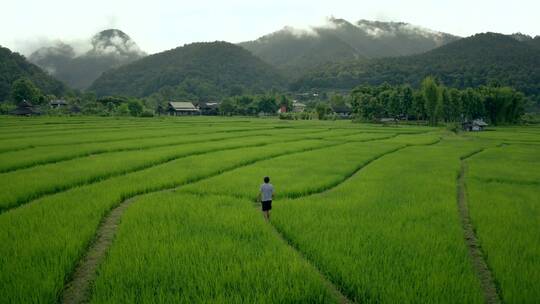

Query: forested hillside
[0,46,65,101]
[291,33,540,107]
[239,18,459,77]
[89,41,286,100]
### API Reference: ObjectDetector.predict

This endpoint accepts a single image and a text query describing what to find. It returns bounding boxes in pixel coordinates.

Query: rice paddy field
[0,116,538,303]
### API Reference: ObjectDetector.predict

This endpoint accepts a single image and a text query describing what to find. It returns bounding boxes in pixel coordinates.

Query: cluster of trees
[291,33,540,111]
[351,77,526,125]
[0,77,152,117]
[75,94,153,117]
[218,94,292,116]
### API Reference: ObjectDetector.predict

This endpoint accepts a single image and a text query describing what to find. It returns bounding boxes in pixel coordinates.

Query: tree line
[351,77,526,125]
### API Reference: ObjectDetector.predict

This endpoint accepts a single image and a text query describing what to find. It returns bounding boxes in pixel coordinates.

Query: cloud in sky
[1,0,539,55]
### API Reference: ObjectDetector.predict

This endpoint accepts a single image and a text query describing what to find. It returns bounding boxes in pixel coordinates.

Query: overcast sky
[2,0,539,55]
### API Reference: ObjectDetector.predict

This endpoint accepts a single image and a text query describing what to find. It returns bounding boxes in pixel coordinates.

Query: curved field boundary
[58,139,357,303]
[265,220,352,304]
[0,128,325,173]
[0,135,329,214]
[281,137,441,200]
[0,126,271,154]
[176,138,443,300]
[58,135,406,303]
[458,150,502,304]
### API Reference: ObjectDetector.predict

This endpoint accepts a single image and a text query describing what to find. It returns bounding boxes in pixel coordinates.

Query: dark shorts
[261,200,272,211]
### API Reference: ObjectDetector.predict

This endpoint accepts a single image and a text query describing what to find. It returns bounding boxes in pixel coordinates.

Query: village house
[292,101,306,113]
[49,99,68,108]
[331,104,352,118]
[167,102,200,116]
[11,100,40,116]
[378,117,398,124]
[198,101,219,115]
[462,119,488,131]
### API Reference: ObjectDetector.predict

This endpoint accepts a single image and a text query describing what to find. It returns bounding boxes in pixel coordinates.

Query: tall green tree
[421,76,441,125]
[256,95,278,114]
[127,100,144,116]
[448,88,463,122]
[10,78,42,104]
[440,87,453,122]
[400,85,414,120]
[315,102,331,120]
[278,94,293,111]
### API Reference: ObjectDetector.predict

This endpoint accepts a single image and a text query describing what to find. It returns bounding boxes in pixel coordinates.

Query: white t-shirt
[260,183,274,201]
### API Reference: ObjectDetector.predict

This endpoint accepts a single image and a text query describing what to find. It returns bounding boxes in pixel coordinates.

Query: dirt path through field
[458,153,501,304]
[60,195,147,304]
[59,136,436,303]
[266,220,352,303]
[58,139,355,303]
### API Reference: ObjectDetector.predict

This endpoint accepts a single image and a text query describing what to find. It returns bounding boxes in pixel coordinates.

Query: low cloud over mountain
[29,29,146,89]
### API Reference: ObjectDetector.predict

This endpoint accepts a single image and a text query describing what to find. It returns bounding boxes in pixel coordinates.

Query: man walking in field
[258,176,274,221]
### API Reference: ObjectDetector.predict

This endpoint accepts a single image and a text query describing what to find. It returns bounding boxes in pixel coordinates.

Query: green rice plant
[90,192,338,303]
[0,134,284,211]
[0,124,271,153]
[466,144,540,302]
[0,127,325,173]
[465,131,540,144]
[0,139,331,303]
[180,141,403,200]
[269,139,486,303]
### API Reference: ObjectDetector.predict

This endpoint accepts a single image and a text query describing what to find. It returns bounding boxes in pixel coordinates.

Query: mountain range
[1,18,539,108]
[292,32,540,105]
[238,18,459,77]
[28,29,146,90]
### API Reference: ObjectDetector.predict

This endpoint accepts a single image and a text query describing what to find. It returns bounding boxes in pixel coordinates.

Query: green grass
[0,138,331,303]
[467,144,540,303]
[90,192,338,303]
[271,139,487,303]
[0,116,538,303]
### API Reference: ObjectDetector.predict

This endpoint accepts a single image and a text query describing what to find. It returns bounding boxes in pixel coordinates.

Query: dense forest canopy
[89,41,286,100]
[292,33,540,109]
[0,46,66,101]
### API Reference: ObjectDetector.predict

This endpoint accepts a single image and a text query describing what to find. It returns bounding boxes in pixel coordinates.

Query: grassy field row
[0,128,391,211]
[466,144,540,303]
[0,127,339,173]
[90,136,466,303]
[0,125,271,152]
[0,135,270,211]
[0,137,345,303]
[91,192,339,303]
[269,138,490,303]
[88,140,411,302]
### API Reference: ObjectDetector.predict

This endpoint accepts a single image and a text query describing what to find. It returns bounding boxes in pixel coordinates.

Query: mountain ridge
[29,29,146,90]
[89,41,286,100]
[0,45,66,101]
[239,18,460,77]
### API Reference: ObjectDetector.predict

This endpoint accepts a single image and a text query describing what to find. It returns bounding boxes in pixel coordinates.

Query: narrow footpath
[457,155,502,304]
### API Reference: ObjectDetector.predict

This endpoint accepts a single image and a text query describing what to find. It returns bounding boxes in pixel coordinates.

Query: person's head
[264,176,270,183]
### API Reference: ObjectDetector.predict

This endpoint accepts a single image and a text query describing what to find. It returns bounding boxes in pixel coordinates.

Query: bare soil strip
[60,196,143,304]
[458,156,502,304]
